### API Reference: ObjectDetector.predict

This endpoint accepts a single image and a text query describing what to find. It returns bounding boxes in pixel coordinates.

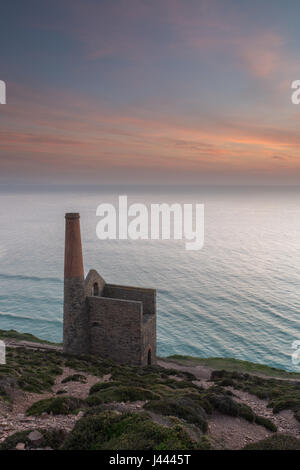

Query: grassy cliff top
[0,328,299,378]
[0,329,60,345]
[1,329,300,450]
[164,355,300,379]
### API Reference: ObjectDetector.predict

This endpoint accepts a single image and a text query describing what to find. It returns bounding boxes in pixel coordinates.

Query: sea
[0,185,299,371]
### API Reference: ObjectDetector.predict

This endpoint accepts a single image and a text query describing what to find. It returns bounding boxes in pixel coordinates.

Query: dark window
[147,348,152,365]
[93,282,99,296]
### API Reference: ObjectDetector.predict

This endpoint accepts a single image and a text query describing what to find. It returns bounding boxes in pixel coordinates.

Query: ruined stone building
[63,213,156,366]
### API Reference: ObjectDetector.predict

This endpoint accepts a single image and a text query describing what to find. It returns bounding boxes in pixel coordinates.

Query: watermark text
[96,196,204,251]
[0,80,6,104]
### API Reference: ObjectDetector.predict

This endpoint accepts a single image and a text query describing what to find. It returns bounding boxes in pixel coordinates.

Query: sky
[1,0,300,185]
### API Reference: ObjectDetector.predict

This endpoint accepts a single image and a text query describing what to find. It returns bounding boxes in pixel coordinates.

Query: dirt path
[158,357,300,449]
[2,343,300,449]
[157,359,212,384]
[3,339,63,352]
[0,367,100,443]
[229,387,300,438]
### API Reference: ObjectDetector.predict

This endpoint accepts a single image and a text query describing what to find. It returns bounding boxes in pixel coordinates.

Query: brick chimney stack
[63,213,88,354]
[64,213,84,279]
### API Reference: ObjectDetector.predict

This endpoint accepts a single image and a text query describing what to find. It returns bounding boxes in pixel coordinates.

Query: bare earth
[158,359,300,448]
[0,344,299,449]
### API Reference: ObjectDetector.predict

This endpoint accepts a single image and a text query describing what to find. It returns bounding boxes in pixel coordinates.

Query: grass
[144,397,208,432]
[0,347,63,393]
[0,428,67,450]
[0,329,58,345]
[165,355,300,379]
[1,336,295,449]
[62,411,204,450]
[26,396,84,416]
[61,374,87,384]
[86,385,160,406]
[243,434,300,450]
[212,369,300,423]
[86,363,276,433]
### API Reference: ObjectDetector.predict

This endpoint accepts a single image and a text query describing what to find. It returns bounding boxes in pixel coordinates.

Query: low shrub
[62,411,200,450]
[254,415,277,432]
[144,397,208,432]
[61,374,87,384]
[212,369,300,422]
[26,396,84,416]
[86,386,159,406]
[0,428,67,450]
[243,434,300,450]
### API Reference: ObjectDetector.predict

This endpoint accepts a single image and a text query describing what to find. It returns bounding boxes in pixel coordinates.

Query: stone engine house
[63,213,156,366]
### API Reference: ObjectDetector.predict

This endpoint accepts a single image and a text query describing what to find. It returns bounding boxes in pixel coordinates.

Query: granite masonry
[63,213,156,366]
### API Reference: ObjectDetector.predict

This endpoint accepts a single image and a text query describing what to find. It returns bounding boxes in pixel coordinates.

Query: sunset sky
[1,0,300,185]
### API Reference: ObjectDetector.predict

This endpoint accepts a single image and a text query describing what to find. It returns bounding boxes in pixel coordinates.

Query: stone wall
[84,269,106,297]
[63,277,89,355]
[103,284,156,316]
[142,314,157,365]
[87,296,143,365]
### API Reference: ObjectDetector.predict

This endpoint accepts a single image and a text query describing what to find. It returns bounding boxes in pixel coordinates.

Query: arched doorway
[147,348,152,365]
[93,282,99,296]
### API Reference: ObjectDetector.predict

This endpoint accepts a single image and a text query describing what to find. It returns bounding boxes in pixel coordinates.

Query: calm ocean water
[0,186,299,371]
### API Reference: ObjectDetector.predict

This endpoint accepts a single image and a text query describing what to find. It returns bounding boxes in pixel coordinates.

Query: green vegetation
[254,415,277,432]
[61,374,87,384]
[2,339,299,450]
[145,397,208,432]
[165,356,300,379]
[212,369,300,422]
[87,385,159,406]
[64,355,114,377]
[0,348,63,393]
[0,428,67,450]
[26,396,84,416]
[0,329,58,345]
[62,411,204,450]
[243,434,300,450]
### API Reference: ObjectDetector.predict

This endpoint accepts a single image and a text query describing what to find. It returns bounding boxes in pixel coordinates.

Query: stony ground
[157,358,300,449]
[0,366,98,443]
[0,338,300,450]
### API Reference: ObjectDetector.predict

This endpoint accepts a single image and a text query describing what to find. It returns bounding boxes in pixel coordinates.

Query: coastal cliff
[1,329,300,450]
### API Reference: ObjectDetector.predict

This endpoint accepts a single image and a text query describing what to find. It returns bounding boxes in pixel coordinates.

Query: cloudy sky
[1,0,300,185]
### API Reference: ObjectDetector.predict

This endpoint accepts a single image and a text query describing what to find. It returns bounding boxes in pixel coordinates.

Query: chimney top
[65,213,80,219]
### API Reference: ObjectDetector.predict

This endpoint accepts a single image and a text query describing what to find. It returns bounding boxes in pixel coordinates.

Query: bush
[243,434,300,450]
[89,381,121,395]
[61,374,87,384]
[26,396,84,416]
[0,428,67,450]
[144,397,208,432]
[62,411,199,450]
[86,386,159,406]
[254,415,277,432]
[208,393,258,423]
[212,369,300,422]
[209,394,240,417]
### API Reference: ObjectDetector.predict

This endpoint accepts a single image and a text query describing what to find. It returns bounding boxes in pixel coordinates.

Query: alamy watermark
[291,80,300,104]
[0,340,6,365]
[96,195,204,250]
[0,80,6,104]
[291,340,300,366]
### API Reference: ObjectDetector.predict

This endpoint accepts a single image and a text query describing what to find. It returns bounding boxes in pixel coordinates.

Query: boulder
[28,430,43,446]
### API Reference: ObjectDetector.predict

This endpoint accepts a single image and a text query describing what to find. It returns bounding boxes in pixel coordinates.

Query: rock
[77,411,84,418]
[16,442,25,450]
[28,430,43,446]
